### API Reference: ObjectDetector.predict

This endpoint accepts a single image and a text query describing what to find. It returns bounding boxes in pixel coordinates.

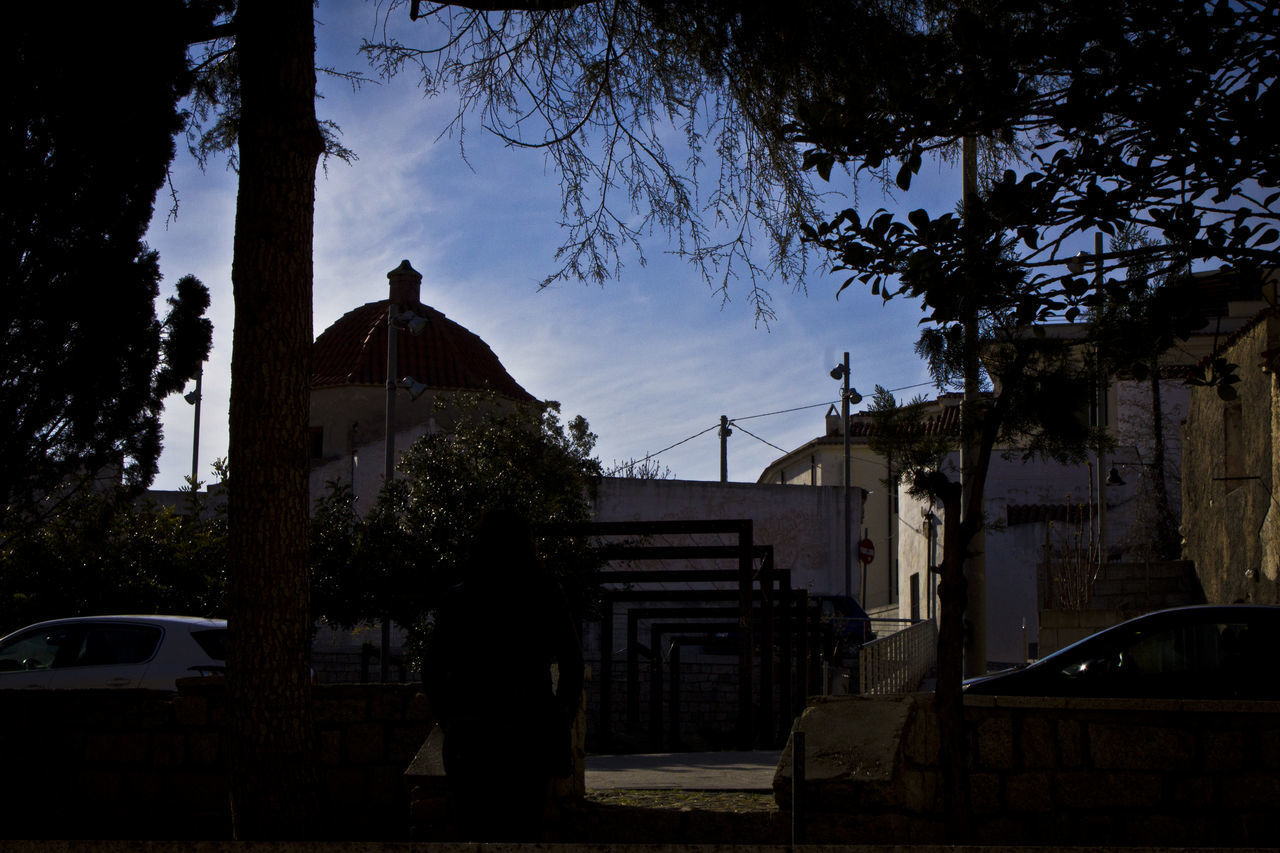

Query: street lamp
[830,353,862,601]
[381,261,429,681]
[384,310,429,485]
[183,366,202,491]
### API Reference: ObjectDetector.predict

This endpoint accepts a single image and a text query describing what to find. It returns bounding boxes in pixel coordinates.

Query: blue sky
[146,3,958,491]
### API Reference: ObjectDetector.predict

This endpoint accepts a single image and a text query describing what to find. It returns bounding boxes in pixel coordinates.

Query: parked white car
[0,615,226,690]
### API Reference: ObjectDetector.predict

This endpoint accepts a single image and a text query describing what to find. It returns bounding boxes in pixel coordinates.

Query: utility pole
[381,260,426,682]
[381,293,403,684]
[719,415,732,482]
[829,353,861,601]
[840,354,853,600]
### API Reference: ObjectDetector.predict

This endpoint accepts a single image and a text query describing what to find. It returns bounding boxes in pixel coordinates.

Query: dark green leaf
[896,161,913,191]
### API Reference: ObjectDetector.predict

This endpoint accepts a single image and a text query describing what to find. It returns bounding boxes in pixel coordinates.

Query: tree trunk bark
[227,0,324,839]
[931,477,971,840]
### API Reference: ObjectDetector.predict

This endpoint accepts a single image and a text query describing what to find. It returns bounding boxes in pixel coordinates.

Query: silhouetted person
[424,507,584,840]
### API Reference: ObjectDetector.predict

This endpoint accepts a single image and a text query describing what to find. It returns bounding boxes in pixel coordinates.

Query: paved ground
[584,750,782,791]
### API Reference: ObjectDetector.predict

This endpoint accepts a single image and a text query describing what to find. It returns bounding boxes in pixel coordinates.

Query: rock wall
[775,693,1280,847]
[1181,312,1279,604]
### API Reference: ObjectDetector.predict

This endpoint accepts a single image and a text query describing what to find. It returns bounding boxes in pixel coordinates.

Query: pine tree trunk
[226,0,325,838]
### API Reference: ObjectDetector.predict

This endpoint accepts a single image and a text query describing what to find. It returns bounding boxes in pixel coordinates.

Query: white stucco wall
[310,385,445,461]
[894,448,1149,668]
[308,421,434,514]
[763,443,898,615]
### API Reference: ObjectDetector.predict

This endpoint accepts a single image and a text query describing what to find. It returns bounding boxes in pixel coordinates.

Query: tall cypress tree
[2,1,212,531]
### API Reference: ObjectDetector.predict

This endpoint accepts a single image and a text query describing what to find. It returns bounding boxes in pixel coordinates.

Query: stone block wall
[1087,559,1205,611]
[0,681,429,840]
[1181,310,1279,605]
[1039,560,1205,655]
[776,693,1280,847]
[1037,609,1129,656]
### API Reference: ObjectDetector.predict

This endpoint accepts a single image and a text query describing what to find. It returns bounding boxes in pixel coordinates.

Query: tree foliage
[797,0,1278,318]
[2,3,214,531]
[0,488,227,633]
[362,0,868,320]
[311,395,603,637]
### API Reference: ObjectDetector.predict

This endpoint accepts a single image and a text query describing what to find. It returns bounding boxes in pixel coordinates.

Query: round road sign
[858,538,875,564]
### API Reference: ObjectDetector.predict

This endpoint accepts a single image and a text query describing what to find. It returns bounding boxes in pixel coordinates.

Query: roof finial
[387,259,423,308]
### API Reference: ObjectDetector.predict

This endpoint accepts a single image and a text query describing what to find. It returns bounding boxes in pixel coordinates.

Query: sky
[146,2,958,492]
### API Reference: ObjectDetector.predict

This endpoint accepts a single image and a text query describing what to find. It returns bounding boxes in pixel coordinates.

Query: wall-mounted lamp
[395,310,429,336]
[398,376,430,401]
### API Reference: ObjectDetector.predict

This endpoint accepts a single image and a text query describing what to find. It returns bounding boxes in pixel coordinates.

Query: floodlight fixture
[398,376,430,401]
[397,310,429,336]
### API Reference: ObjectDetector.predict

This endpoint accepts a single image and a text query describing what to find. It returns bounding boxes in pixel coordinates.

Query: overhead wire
[635,380,938,465]
[731,423,787,454]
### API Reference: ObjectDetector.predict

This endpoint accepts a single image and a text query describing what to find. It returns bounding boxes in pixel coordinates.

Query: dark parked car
[964,605,1280,700]
[812,594,875,661]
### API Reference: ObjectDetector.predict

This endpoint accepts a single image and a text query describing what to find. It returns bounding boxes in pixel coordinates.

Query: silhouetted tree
[2,3,213,533]
[794,2,1277,836]
[0,488,227,633]
[311,395,602,637]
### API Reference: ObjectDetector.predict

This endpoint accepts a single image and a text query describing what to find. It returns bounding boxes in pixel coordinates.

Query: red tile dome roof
[311,299,535,402]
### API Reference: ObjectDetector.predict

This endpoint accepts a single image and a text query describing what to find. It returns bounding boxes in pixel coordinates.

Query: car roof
[1036,603,1279,662]
[2,615,226,638]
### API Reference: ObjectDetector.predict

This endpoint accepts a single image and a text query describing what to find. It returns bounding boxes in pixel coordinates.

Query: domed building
[308,260,536,508]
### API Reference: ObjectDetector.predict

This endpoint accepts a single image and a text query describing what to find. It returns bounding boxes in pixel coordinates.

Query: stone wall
[1037,608,1130,656]
[1038,560,1206,656]
[775,693,1280,847]
[0,681,429,840]
[1181,310,1279,605]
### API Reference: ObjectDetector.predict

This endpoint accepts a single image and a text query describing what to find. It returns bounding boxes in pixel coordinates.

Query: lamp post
[381,261,429,681]
[183,366,203,488]
[830,353,862,601]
